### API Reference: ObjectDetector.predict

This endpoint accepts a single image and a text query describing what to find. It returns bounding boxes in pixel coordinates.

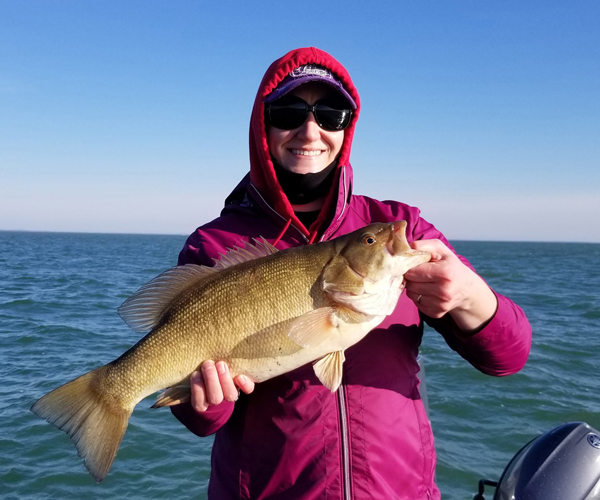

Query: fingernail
[216,361,227,375]
[202,360,214,372]
[191,371,202,383]
[238,375,247,385]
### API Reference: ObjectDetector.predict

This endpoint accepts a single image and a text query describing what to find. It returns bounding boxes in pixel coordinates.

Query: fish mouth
[388,221,431,264]
[387,221,411,255]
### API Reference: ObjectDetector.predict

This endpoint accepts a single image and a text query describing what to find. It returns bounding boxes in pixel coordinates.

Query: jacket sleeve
[410,212,532,376]
[423,293,531,376]
[169,230,236,436]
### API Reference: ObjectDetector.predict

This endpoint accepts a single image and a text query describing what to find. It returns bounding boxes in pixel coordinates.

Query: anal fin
[151,381,191,408]
[313,350,346,392]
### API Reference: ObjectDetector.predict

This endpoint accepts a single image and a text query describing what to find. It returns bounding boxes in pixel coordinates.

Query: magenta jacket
[171,48,532,500]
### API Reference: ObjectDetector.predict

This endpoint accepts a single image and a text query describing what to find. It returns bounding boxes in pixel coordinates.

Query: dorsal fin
[118,264,219,333]
[118,238,279,334]
[212,238,278,270]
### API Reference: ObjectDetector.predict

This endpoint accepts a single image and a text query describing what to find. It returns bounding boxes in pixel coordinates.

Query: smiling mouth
[290,149,323,157]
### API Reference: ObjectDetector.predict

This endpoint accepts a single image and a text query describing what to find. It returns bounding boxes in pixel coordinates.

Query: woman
[171,47,531,500]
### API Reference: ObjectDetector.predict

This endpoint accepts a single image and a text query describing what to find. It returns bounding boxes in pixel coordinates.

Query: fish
[31,220,431,482]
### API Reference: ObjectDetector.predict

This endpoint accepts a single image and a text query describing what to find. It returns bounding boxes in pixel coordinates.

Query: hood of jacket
[248,47,361,239]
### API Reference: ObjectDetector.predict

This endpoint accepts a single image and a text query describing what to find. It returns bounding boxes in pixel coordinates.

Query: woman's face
[267,83,345,174]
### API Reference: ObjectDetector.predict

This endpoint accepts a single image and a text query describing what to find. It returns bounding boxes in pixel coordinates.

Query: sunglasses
[266,96,353,131]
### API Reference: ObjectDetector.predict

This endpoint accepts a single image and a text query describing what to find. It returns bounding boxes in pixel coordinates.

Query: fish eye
[361,233,377,245]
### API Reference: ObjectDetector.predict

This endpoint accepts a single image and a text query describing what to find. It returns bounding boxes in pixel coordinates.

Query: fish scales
[98,244,335,410]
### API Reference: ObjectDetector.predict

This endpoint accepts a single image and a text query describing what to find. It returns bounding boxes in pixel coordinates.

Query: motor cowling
[492,422,600,500]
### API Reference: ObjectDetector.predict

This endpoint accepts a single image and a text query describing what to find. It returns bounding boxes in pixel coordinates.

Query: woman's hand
[404,239,498,334]
[190,360,255,413]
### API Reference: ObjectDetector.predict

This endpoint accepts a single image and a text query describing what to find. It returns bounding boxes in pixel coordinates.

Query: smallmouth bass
[31,220,430,482]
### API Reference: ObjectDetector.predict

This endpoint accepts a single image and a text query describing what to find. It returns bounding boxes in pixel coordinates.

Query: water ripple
[2,233,599,499]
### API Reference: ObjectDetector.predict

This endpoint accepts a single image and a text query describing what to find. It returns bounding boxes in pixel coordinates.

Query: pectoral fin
[288,307,337,348]
[313,350,346,392]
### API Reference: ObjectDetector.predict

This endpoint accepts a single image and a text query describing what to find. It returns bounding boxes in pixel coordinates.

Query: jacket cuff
[170,401,235,437]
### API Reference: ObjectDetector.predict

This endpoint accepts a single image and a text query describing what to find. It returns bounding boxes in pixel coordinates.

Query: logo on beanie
[290,64,333,80]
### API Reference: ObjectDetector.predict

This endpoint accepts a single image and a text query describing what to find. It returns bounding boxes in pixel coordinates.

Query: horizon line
[1,228,598,245]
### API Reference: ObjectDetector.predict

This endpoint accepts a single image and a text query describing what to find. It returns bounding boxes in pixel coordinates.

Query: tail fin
[31,367,132,482]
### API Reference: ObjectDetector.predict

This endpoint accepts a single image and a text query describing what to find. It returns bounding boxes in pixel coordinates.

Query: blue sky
[1,1,598,242]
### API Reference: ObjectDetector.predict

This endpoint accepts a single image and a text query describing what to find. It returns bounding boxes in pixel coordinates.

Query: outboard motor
[474,422,600,500]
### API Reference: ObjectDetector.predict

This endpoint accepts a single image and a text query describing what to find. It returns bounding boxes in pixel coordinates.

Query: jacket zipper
[252,176,352,498]
[337,384,352,500]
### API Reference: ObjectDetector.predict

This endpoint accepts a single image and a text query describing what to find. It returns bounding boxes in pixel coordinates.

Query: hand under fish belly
[31,220,430,482]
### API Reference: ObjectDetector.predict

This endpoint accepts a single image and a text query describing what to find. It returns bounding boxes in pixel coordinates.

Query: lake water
[1,231,599,499]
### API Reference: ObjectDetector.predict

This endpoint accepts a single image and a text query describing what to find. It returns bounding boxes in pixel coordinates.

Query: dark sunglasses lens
[315,105,352,131]
[268,102,307,130]
[267,96,352,131]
